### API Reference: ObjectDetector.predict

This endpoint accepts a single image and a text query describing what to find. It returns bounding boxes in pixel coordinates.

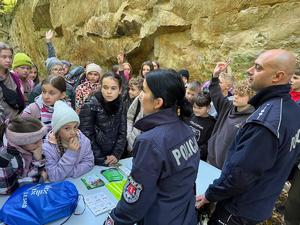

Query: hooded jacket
[207,77,255,169]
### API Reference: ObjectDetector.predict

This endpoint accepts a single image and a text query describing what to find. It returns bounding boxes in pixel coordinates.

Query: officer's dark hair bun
[146,69,192,120]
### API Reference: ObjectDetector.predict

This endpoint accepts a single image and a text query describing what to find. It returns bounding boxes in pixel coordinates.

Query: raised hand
[213,60,231,78]
[45,30,54,43]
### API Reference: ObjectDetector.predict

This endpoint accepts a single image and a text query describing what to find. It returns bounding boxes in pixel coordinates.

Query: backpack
[0,181,83,225]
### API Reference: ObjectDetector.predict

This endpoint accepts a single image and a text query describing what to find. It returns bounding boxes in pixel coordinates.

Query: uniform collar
[249,84,290,109]
[134,107,179,132]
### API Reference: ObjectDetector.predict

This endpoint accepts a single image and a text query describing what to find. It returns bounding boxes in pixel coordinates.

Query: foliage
[0,0,17,14]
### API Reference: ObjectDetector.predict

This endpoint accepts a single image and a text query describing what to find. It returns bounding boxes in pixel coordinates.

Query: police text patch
[171,137,199,166]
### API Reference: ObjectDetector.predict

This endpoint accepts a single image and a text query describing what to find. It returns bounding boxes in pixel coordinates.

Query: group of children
[1,34,300,225]
[0,35,163,194]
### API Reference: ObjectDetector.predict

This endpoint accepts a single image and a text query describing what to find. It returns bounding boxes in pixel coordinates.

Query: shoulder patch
[246,99,283,138]
[104,215,114,225]
[123,176,143,204]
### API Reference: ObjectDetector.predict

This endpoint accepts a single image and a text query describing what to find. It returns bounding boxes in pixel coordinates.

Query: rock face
[8,0,300,80]
[0,14,12,42]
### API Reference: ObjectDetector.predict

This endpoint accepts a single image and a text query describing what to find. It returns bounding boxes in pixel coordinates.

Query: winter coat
[127,96,143,152]
[79,92,127,165]
[0,71,25,119]
[43,130,94,181]
[75,80,100,112]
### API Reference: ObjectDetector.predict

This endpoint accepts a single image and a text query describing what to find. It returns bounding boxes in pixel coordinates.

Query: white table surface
[0,158,220,224]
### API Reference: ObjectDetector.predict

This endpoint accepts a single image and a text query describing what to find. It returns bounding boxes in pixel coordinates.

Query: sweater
[207,77,255,169]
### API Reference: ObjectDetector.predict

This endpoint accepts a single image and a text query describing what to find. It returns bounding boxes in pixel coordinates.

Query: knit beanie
[86,63,102,75]
[51,100,80,134]
[46,57,64,75]
[12,53,33,69]
[61,60,72,68]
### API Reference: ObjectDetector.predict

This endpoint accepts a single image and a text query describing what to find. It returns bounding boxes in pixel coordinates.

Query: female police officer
[105,69,200,225]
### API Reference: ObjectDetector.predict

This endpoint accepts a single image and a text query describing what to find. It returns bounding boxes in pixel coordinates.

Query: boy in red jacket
[289,66,300,104]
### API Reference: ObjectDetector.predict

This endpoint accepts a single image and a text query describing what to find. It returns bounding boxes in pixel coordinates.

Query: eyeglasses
[52,68,64,72]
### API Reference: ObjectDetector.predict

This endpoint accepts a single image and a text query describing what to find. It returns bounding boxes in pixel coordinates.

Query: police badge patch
[123,176,143,203]
[104,215,114,225]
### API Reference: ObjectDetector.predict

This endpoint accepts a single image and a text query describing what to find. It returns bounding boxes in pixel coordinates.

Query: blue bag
[0,181,79,225]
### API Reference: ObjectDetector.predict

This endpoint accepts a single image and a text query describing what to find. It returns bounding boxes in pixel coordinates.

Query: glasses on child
[52,68,64,72]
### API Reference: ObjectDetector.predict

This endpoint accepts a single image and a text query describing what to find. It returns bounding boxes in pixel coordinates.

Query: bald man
[196,49,300,225]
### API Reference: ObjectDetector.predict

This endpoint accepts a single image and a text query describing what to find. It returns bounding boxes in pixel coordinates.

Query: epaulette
[246,98,283,139]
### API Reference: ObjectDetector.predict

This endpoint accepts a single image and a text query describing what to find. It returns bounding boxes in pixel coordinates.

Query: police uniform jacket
[107,108,200,225]
[205,84,300,221]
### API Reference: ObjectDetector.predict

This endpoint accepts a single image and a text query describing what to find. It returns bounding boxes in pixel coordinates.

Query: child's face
[87,71,101,84]
[28,67,38,81]
[193,104,209,117]
[123,64,131,75]
[42,84,66,106]
[152,62,158,70]
[219,77,230,96]
[50,65,64,76]
[182,77,188,85]
[185,89,197,103]
[233,94,249,108]
[0,49,12,70]
[15,65,31,80]
[22,140,43,152]
[142,65,151,77]
[128,85,141,99]
[63,64,70,75]
[101,77,121,102]
[291,74,300,92]
[58,122,79,142]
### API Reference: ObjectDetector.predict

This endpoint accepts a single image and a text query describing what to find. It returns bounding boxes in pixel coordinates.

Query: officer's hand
[213,61,230,78]
[105,155,118,166]
[195,195,210,209]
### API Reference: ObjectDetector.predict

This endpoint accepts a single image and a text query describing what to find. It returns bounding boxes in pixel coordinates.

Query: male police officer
[197,49,300,225]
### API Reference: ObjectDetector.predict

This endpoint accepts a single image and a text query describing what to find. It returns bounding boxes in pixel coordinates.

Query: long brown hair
[41,75,66,92]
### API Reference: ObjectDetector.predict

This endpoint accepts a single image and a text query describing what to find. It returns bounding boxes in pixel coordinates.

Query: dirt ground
[200,182,290,225]
[259,183,290,225]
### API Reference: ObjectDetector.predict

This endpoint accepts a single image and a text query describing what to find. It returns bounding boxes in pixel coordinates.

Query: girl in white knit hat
[43,100,94,181]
